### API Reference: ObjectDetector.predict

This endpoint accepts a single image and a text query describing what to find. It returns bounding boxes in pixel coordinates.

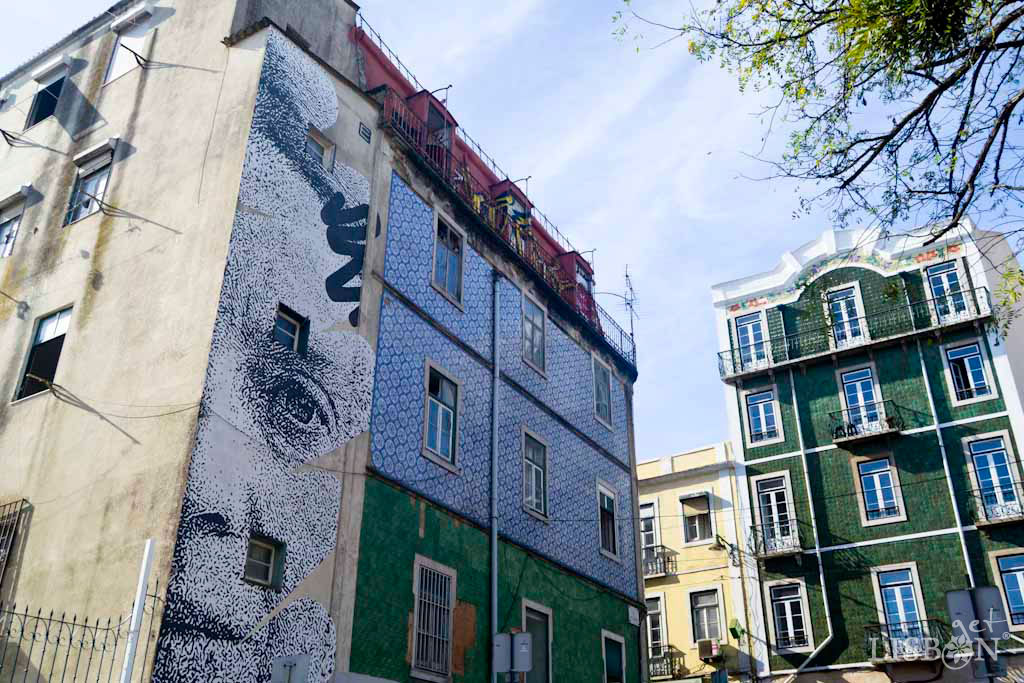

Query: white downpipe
[781,370,833,683]
[119,538,154,683]
[490,272,501,683]
[915,338,976,587]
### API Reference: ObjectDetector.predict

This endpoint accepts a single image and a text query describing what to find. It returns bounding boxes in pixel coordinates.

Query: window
[735,312,767,368]
[522,295,546,372]
[424,365,459,466]
[639,502,658,556]
[26,72,65,128]
[0,202,23,258]
[827,285,865,347]
[523,602,552,683]
[857,458,903,523]
[432,218,463,304]
[305,127,335,169]
[243,537,282,587]
[105,18,150,84]
[598,484,618,558]
[997,555,1024,626]
[65,155,112,225]
[17,308,72,400]
[872,565,926,656]
[945,342,993,404]
[646,595,665,658]
[927,261,968,321]
[691,590,721,641]
[770,584,809,650]
[682,495,712,544]
[841,367,880,428]
[602,631,625,683]
[968,437,1021,520]
[754,475,797,552]
[412,556,456,681]
[523,431,547,517]
[745,389,780,444]
[273,304,307,353]
[593,358,613,427]
[576,263,593,295]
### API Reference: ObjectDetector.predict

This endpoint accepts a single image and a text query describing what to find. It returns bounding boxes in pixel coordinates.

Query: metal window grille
[0,501,26,585]
[414,564,453,676]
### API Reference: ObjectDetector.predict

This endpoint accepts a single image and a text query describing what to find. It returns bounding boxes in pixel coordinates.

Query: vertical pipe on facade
[490,270,501,683]
[915,338,976,587]
[781,369,833,683]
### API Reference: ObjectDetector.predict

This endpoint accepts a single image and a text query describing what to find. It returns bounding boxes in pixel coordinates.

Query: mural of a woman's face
[153,32,373,683]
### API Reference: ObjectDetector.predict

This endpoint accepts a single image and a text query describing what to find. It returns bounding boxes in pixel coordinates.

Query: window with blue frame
[969,437,1021,520]
[745,390,779,443]
[735,312,767,368]
[998,555,1024,625]
[425,366,458,464]
[857,458,901,521]
[945,342,992,402]
[432,218,463,304]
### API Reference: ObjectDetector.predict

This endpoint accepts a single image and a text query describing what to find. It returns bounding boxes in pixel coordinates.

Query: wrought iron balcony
[718,288,991,380]
[750,522,801,558]
[970,482,1024,526]
[865,620,949,663]
[829,400,906,444]
[0,499,26,585]
[648,646,685,680]
[774,634,810,650]
[642,545,677,578]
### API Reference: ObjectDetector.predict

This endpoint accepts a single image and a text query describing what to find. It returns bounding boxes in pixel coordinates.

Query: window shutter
[682,495,709,516]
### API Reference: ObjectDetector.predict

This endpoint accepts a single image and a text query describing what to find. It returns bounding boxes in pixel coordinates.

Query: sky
[0,0,836,461]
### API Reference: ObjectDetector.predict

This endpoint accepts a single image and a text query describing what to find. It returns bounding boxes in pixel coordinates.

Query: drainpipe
[781,369,834,683]
[915,338,976,587]
[490,271,501,683]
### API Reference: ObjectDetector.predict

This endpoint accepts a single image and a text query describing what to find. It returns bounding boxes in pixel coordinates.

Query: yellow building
[637,443,755,683]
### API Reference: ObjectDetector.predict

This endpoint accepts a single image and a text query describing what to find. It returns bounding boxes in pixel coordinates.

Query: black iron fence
[718,287,991,378]
[750,521,801,558]
[0,501,26,587]
[0,584,161,682]
[642,545,676,578]
[648,646,685,679]
[865,619,949,661]
[828,400,906,442]
[970,483,1024,525]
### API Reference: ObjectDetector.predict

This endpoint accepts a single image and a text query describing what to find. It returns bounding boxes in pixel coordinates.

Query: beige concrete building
[638,443,756,683]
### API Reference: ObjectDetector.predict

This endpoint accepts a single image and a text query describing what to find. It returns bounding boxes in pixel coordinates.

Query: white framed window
[65,153,113,225]
[431,213,464,307]
[593,356,613,428]
[942,339,998,407]
[639,500,659,553]
[0,201,23,259]
[764,579,813,653]
[412,555,457,683]
[597,481,619,560]
[825,282,869,349]
[733,310,768,369]
[869,562,929,658]
[646,593,666,658]
[305,126,336,170]
[963,432,1022,523]
[104,9,154,85]
[681,493,713,545]
[689,587,722,643]
[926,261,970,323]
[990,551,1024,632]
[243,537,282,587]
[522,293,546,374]
[16,307,72,401]
[601,629,625,683]
[25,67,66,129]
[838,365,883,431]
[522,599,552,683]
[523,428,548,519]
[852,456,907,526]
[272,303,306,353]
[422,361,460,471]
[743,386,784,447]
[750,471,800,554]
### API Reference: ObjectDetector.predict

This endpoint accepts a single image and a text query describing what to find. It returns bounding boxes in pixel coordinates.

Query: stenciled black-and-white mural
[152,30,373,682]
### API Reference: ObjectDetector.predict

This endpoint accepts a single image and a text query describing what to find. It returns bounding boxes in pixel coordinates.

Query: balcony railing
[648,647,685,679]
[718,288,991,379]
[0,499,26,585]
[642,545,677,578]
[371,83,637,367]
[970,482,1024,525]
[750,522,801,558]
[829,400,906,443]
[865,620,949,663]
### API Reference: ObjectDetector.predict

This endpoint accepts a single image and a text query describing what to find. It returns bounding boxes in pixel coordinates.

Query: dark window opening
[273,304,308,354]
[17,308,72,400]
[26,77,65,129]
[244,536,285,588]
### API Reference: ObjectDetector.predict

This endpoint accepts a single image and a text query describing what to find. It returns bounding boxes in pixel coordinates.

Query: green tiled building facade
[712,224,1024,681]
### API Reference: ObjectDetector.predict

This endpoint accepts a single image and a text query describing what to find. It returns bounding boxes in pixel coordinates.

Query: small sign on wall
[628,605,640,626]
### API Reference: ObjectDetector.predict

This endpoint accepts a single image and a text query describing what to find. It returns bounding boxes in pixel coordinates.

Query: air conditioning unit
[698,639,722,662]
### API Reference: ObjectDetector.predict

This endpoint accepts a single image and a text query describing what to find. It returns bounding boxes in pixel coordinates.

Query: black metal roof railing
[719,287,991,380]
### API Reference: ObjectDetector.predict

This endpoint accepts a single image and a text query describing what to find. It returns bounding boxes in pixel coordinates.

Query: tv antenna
[597,265,638,343]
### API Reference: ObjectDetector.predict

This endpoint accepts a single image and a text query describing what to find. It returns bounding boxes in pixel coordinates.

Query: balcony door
[841,368,881,430]
[927,262,968,322]
[639,503,661,575]
[827,287,865,348]
[756,476,793,552]
[876,568,925,656]
[970,437,1021,519]
[735,312,767,369]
